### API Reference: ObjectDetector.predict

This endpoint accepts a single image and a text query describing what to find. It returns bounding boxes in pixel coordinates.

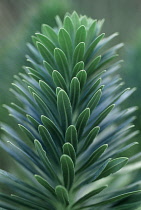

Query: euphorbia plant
[0,12,141,210]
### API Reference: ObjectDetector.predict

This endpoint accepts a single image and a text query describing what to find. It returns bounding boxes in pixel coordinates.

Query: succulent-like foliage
[0,12,141,209]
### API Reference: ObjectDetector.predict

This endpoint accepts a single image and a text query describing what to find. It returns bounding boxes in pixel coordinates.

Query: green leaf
[60,154,75,190]
[86,20,97,45]
[36,33,55,55]
[99,157,128,179]
[76,108,90,140]
[18,124,34,142]
[57,90,72,133]
[26,114,40,130]
[34,140,59,182]
[55,185,69,206]
[70,77,80,109]
[63,143,76,164]
[77,144,108,173]
[43,61,54,76]
[58,28,73,60]
[83,190,141,208]
[41,24,58,45]
[76,70,87,90]
[39,80,56,105]
[75,25,86,46]
[33,93,54,120]
[71,11,81,31]
[73,42,85,67]
[52,70,68,92]
[35,175,55,197]
[73,185,107,207]
[72,61,84,77]
[63,16,74,39]
[37,42,54,66]
[86,55,101,76]
[38,125,60,163]
[54,48,69,82]
[80,126,100,153]
[84,33,105,61]
[65,125,78,152]
[87,89,102,112]
[93,104,115,126]
[41,115,64,146]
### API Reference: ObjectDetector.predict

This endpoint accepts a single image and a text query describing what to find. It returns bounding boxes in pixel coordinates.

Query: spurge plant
[0,12,141,210]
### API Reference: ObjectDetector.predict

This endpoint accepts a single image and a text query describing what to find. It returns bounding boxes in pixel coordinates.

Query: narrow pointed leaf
[98,157,128,179]
[52,70,68,92]
[86,55,101,76]
[35,175,55,197]
[84,33,105,61]
[63,143,76,164]
[80,126,100,153]
[54,48,69,82]
[37,42,54,66]
[75,25,86,46]
[57,90,72,133]
[63,16,74,39]
[70,77,80,109]
[60,155,74,190]
[73,42,85,67]
[87,89,102,112]
[76,70,87,90]
[38,125,60,163]
[55,185,69,206]
[83,190,141,208]
[41,24,58,45]
[58,28,73,60]
[76,108,90,139]
[73,185,107,207]
[77,144,108,173]
[36,33,55,55]
[72,61,84,77]
[41,115,64,146]
[43,61,54,76]
[34,140,59,181]
[65,125,78,152]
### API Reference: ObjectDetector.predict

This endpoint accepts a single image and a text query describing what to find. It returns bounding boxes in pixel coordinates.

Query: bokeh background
[0,0,141,172]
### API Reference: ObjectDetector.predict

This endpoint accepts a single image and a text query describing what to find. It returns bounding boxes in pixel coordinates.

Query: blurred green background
[0,0,141,171]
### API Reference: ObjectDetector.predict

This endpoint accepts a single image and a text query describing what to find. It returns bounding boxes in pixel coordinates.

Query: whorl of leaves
[0,12,141,210]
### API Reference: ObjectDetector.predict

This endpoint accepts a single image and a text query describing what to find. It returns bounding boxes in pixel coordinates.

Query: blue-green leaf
[80,126,100,153]
[36,33,55,55]
[52,70,68,92]
[60,154,74,190]
[57,90,72,133]
[58,28,73,60]
[75,25,86,46]
[65,125,78,152]
[37,42,54,66]
[72,185,107,207]
[70,77,80,109]
[55,185,69,206]
[84,33,105,61]
[73,42,85,67]
[76,70,87,90]
[77,144,108,173]
[35,175,55,197]
[63,16,74,39]
[76,108,90,140]
[54,48,70,82]
[38,125,60,163]
[41,24,58,45]
[63,143,76,164]
[98,157,128,179]
[72,61,84,77]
